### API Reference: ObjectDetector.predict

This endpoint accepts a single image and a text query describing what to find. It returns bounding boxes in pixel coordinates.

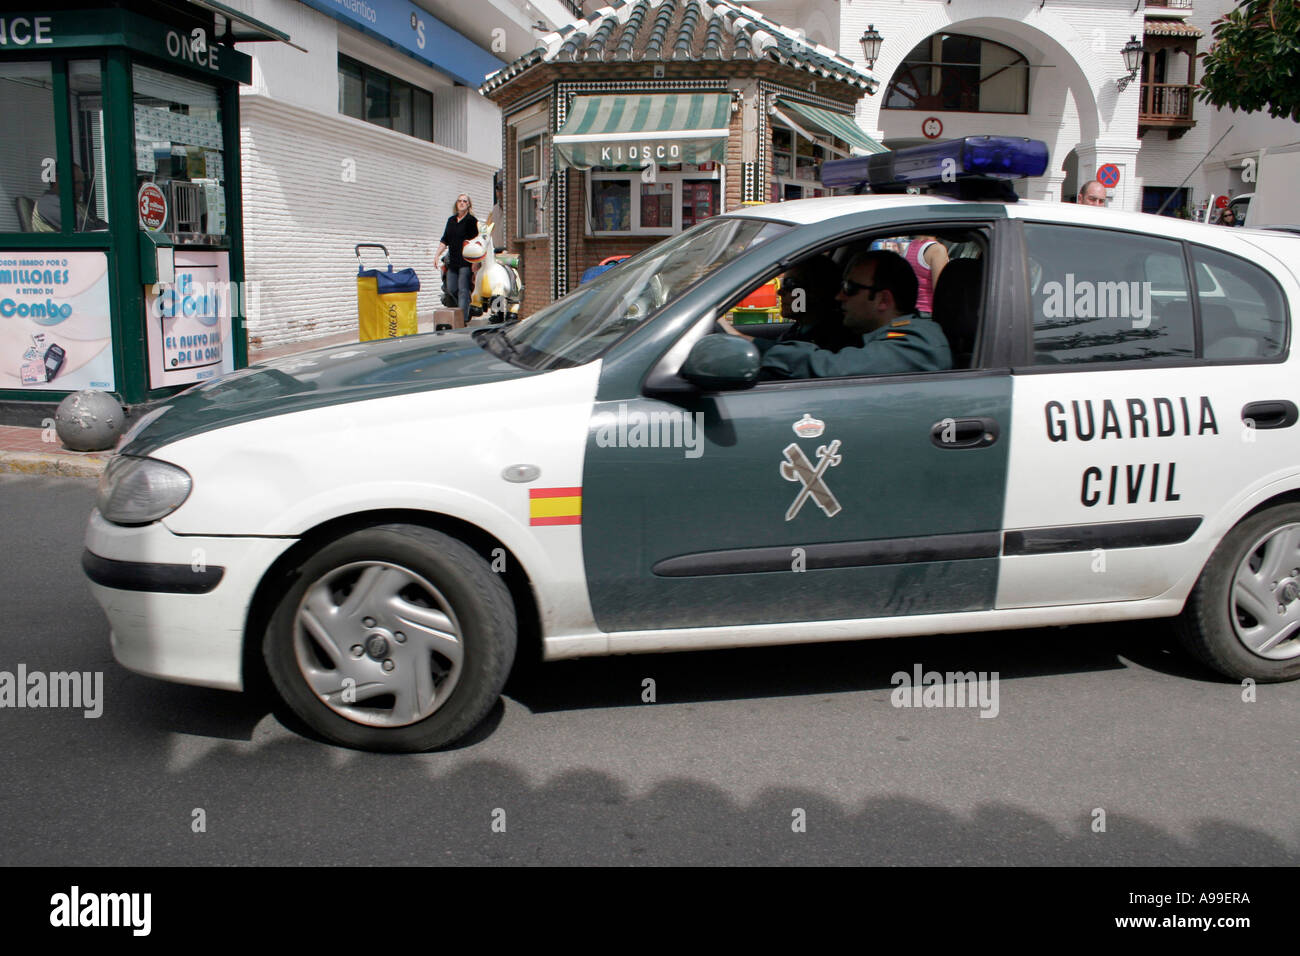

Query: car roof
[727,193,973,225]
[727,194,1300,265]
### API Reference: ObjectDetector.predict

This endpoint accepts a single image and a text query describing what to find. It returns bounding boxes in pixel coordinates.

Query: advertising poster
[0,251,114,392]
[145,250,235,388]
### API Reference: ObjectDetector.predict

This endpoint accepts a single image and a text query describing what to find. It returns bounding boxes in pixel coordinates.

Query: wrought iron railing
[1146,0,1193,10]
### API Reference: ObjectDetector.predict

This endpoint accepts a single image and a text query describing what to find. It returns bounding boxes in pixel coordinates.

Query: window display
[0,62,57,233]
[640,182,673,229]
[772,123,837,201]
[132,64,226,241]
[590,164,721,234]
[681,180,719,228]
[69,59,109,233]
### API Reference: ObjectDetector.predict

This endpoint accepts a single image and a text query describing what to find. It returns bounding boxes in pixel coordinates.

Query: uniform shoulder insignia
[891,319,911,327]
[886,331,907,339]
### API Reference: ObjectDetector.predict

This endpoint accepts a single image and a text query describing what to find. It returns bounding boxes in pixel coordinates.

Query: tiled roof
[481,0,875,94]
[1144,17,1204,38]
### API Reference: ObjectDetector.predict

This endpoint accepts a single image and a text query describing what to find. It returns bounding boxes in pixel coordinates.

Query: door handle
[931,417,999,449]
[1242,401,1298,431]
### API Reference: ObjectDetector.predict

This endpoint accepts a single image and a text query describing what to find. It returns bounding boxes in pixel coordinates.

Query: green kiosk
[0,1,293,424]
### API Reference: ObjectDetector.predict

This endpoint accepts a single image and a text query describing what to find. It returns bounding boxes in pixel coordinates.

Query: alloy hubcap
[1230,523,1300,661]
[293,561,464,727]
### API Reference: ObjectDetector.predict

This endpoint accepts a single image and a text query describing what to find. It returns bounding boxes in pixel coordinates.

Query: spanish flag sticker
[530,486,582,526]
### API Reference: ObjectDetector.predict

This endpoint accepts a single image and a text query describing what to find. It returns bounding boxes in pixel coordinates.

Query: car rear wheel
[1177,504,1300,682]
[263,524,516,751]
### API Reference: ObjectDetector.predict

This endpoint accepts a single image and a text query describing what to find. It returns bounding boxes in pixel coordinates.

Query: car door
[580,219,1016,633]
[998,218,1297,608]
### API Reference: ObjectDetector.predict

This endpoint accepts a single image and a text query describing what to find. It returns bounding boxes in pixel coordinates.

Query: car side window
[1189,245,1287,360]
[719,225,990,380]
[1026,224,1194,365]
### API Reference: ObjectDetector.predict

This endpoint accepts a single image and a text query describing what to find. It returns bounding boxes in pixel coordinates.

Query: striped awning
[775,98,886,155]
[554,93,732,169]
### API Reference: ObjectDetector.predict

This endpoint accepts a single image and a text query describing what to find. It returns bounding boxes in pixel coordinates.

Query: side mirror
[680,334,761,390]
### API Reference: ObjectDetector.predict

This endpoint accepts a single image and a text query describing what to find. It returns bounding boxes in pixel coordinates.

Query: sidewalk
[0,314,484,478]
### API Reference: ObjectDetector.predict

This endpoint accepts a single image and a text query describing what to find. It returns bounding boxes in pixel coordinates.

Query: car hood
[121,330,534,456]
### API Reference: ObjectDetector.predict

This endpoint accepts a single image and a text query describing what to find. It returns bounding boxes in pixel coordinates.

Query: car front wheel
[263,524,516,751]
[1177,504,1300,682]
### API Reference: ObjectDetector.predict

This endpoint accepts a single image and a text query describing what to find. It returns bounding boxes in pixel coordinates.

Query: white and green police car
[85,138,1300,751]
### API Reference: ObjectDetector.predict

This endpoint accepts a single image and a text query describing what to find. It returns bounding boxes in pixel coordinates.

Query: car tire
[1176,503,1300,682]
[263,524,516,752]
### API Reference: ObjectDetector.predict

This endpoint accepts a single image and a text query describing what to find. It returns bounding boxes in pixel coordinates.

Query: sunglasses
[839,278,882,297]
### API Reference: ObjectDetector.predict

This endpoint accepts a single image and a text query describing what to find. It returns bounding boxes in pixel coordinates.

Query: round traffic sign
[138,182,167,231]
[921,117,943,139]
[1096,163,1121,188]
[1214,195,1229,209]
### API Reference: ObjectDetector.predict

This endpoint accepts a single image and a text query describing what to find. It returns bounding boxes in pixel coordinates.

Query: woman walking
[435,193,478,326]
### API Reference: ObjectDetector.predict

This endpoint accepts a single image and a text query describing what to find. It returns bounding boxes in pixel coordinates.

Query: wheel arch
[1168,484,1300,613]
[241,508,542,693]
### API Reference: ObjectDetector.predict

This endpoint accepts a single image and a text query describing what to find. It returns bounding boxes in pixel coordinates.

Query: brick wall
[726,108,744,210]
[518,239,550,316]
[238,95,495,349]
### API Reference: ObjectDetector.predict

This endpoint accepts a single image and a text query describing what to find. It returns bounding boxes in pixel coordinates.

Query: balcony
[1139,82,1196,139]
[1145,0,1193,12]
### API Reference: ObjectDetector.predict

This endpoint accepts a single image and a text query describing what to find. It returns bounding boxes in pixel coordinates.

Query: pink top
[905,239,938,314]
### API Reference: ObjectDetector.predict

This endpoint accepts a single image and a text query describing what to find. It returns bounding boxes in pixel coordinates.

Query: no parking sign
[1096,164,1121,188]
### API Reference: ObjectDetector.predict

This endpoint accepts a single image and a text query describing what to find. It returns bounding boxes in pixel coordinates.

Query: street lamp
[1116,34,1143,92]
[859,24,883,71]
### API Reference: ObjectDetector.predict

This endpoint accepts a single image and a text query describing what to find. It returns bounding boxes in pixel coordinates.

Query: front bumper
[83,510,297,691]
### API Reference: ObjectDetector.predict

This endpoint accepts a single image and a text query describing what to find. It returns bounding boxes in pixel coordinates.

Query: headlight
[97,455,193,525]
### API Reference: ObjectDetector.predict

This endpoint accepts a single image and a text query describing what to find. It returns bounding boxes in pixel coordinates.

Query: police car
[84,138,1300,752]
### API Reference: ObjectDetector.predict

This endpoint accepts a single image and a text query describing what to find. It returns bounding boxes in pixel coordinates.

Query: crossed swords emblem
[780,440,842,520]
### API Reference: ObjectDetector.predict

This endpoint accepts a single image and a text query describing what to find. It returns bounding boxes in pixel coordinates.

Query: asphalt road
[2,473,1296,866]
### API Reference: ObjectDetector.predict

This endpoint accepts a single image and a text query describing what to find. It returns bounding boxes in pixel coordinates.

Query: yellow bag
[372,290,418,340]
[357,266,420,341]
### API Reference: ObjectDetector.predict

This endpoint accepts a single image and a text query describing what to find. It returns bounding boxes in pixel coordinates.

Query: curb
[0,450,108,478]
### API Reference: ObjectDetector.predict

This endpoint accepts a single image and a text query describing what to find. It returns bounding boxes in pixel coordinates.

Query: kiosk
[0,1,292,423]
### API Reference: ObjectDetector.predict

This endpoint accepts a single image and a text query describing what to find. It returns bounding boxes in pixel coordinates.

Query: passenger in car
[774,254,863,352]
[721,251,952,378]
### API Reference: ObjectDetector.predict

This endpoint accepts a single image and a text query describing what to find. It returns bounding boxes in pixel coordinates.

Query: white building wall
[758,0,1300,215]
[222,0,504,347]
[240,96,495,348]
[235,0,339,114]
[836,0,1145,208]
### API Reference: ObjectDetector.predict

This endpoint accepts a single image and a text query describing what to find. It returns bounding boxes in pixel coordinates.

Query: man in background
[1077,181,1107,207]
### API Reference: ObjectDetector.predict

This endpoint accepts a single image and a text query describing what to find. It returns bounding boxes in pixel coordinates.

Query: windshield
[495,216,790,369]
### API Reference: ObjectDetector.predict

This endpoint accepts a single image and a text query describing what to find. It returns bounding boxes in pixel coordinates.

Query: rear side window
[1026,224,1194,365]
[1189,245,1287,360]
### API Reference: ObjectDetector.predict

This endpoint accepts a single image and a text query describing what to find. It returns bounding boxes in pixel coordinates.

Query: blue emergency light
[822,136,1049,196]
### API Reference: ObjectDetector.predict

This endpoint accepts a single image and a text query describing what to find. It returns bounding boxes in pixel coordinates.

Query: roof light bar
[821,136,1049,191]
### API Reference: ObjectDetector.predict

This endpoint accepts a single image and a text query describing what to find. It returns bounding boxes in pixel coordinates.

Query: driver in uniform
[720,251,951,378]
